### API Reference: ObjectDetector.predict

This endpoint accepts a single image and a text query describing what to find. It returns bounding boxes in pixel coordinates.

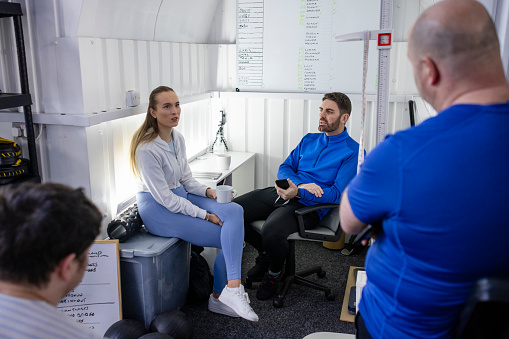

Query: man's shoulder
[0,294,100,339]
[296,133,323,148]
[344,134,360,148]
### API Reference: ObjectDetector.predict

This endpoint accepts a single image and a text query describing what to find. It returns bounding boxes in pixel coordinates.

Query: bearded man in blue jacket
[234,92,360,300]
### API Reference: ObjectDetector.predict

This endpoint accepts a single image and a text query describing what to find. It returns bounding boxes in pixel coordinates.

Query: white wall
[208,0,237,44]
[494,0,509,78]
[78,38,210,112]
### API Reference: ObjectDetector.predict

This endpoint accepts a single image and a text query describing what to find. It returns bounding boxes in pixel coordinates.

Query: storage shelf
[0,93,32,110]
[21,175,40,184]
[1,174,41,186]
[0,2,40,185]
[0,2,23,18]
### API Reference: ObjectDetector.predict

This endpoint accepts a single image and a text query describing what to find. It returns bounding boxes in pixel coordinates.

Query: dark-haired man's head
[0,183,102,289]
[319,92,352,136]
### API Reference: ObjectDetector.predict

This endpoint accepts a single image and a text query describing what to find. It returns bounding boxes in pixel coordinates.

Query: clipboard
[57,240,122,336]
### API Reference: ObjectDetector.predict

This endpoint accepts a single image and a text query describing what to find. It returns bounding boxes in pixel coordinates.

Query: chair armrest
[454,277,509,339]
[294,203,341,241]
[295,203,339,216]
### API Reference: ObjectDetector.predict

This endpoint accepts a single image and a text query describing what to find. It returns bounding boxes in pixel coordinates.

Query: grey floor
[181,241,367,339]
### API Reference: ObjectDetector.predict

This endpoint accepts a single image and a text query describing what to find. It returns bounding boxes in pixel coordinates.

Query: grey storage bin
[119,229,190,329]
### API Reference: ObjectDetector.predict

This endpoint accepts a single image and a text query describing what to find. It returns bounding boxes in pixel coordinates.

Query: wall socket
[12,122,26,138]
[126,90,140,107]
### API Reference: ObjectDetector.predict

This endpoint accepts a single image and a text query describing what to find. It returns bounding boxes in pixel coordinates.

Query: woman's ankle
[226,279,241,288]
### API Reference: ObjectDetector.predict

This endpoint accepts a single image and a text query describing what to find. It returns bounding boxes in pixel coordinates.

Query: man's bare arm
[339,187,368,234]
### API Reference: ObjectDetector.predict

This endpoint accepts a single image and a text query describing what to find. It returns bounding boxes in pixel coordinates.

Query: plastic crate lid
[118,229,180,258]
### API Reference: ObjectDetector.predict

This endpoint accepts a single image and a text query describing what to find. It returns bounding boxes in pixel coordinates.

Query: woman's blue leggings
[136,186,245,294]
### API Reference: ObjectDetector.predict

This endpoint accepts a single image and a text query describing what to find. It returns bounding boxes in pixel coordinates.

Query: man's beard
[318,115,341,132]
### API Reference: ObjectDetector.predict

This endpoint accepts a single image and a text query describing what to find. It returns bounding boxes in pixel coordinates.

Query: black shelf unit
[0,2,40,184]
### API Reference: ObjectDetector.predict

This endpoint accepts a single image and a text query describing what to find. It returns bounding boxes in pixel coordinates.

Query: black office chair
[246,203,342,308]
[454,277,509,339]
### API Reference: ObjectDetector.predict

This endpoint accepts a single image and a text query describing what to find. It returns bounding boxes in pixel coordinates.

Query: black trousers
[356,312,373,339]
[234,187,320,272]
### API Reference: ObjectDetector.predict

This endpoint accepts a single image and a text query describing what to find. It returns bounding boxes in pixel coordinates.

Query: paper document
[356,270,367,314]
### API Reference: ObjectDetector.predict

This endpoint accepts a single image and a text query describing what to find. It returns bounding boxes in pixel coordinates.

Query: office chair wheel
[317,270,326,278]
[244,278,253,289]
[273,296,284,308]
[326,292,336,301]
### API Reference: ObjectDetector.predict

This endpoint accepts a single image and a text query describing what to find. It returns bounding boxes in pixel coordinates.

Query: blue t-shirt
[347,103,509,339]
[278,129,360,219]
[167,138,176,154]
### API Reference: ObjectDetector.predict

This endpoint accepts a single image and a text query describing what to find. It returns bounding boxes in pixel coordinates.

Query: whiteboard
[57,240,122,337]
[237,0,381,93]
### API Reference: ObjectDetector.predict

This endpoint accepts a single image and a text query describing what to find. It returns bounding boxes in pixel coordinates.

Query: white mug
[216,154,231,170]
[216,185,237,204]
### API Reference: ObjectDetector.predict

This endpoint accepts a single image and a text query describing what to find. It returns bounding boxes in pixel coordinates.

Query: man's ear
[341,113,350,124]
[422,56,440,86]
[57,253,77,282]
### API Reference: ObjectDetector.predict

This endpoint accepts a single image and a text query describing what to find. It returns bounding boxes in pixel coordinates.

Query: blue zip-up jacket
[277,128,360,219]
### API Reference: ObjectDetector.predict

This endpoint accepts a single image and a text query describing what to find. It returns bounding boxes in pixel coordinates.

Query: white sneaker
[218,285,259,322]
[208,294,240,318]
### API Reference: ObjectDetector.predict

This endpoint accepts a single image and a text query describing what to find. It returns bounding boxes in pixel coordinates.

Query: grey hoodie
[136,129,208,219]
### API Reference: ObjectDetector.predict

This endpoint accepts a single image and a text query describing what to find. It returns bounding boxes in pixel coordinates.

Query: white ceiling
[77,0,221,43]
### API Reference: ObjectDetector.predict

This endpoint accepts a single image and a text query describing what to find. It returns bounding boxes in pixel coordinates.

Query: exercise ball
[103,319,146,339]
[149,310,193,339]
[139,333,174,339]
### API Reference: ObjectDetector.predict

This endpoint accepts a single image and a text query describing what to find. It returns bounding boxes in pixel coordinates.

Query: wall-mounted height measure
[376,0,393,144]
[335,0,393,168]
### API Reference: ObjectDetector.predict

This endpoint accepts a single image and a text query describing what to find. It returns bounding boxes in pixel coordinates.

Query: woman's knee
[229,202,244,218]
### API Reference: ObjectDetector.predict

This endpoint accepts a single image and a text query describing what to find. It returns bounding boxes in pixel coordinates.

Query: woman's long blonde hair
[129,86,175,177]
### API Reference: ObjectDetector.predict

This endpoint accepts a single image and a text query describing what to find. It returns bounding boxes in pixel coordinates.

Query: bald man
[340,1,509,338]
